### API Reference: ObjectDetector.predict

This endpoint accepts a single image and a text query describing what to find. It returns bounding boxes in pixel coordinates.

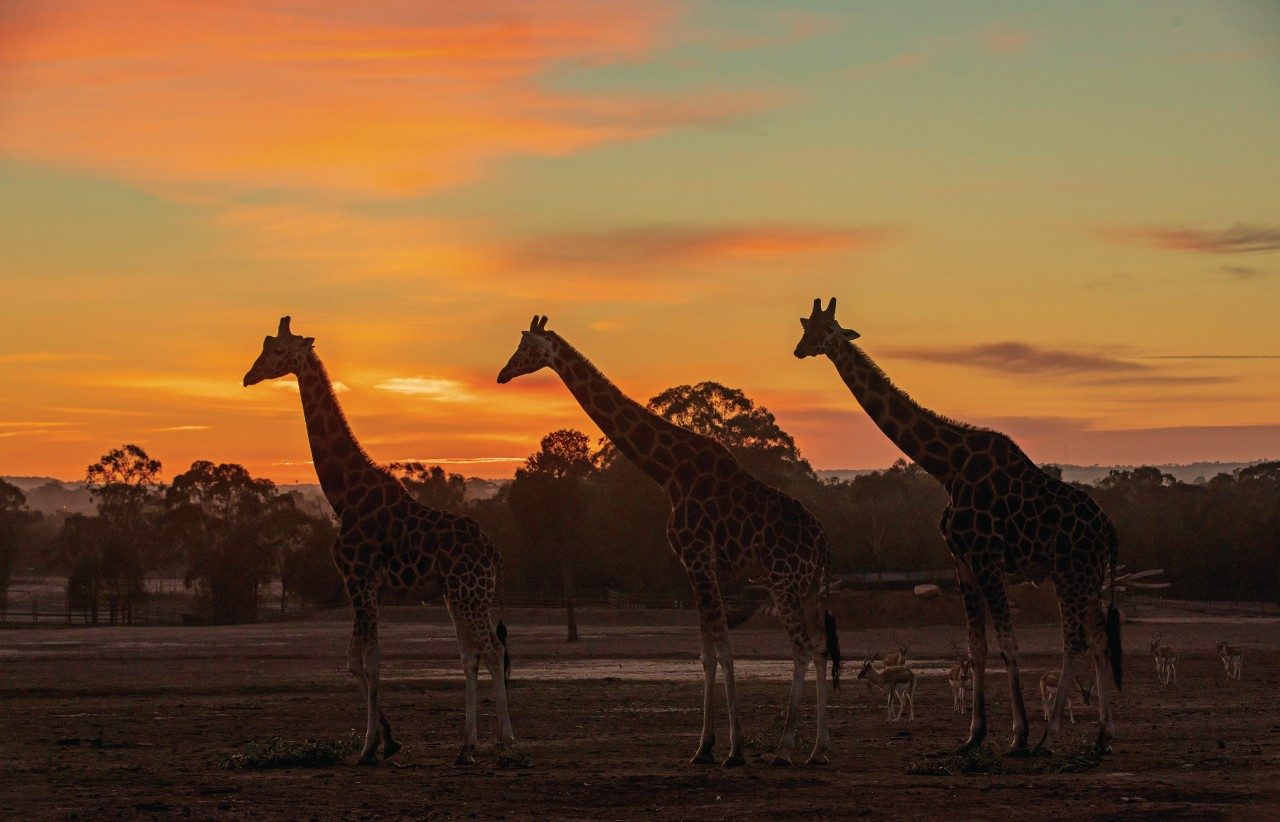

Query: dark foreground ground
[0,609,1276,820]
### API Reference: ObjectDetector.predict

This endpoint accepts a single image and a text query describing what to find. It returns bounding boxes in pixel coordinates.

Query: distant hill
[817,460,1272,486]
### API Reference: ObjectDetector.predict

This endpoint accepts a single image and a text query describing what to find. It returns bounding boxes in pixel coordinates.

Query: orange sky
[1,1,1278,482]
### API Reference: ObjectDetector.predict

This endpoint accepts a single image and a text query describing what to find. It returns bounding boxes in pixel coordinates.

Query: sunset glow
[2,1,1278,481]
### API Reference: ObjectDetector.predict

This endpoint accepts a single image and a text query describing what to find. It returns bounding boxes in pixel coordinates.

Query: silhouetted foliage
[165,461,304,623]
[0,479,38,617]
[388,462,467,511]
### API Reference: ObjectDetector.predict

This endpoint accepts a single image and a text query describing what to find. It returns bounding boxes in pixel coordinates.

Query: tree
[388,462,467,511]
[0,479,37,620]
[509,429,594,641]
[279,511,344,611]
[619,382,815,491]
[48,514,107,624]
[83,444,167,624]
[165,461,299,623]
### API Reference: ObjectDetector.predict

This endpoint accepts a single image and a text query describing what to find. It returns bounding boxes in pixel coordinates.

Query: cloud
[509,224,892,270]
[982,26,1033,56]
[1102,223,1280,254]
[0,1,773,198]
[1164,40,1280,65]
[152,425,212,432]
[1146,354,1280,361]
[886,341,1231,386]
[1220,264,1273,280]
[374,377,475,402]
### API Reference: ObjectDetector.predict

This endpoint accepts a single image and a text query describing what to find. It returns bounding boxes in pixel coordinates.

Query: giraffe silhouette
[244,316,514,766]
[498,316,841,767]
[794,299,1121,756]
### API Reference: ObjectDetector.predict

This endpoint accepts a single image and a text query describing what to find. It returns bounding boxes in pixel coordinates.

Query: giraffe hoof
[689,751,716,765]
[382,739,402,760]
[1029,745,1053,758]
[721,754,747,768]
[356,753,381,767]
[1004,743,1031,758]
[1094,743,1113,756]
[804,754,830,767]
[771,756,792,767]
[453,754,475,767]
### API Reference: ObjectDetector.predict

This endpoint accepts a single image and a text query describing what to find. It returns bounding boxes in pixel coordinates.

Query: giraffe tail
[1105,528,1123,691]
[497,619,511,686]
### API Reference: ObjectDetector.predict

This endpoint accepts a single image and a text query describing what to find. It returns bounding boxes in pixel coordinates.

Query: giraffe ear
[841,328,860,341]
[303,337,315,348]
[800,317,810,329]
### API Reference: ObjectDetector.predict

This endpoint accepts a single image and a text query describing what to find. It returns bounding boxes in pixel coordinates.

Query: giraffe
[243,317,514,766]
[497,315,841,767]
[793,298,1122,756]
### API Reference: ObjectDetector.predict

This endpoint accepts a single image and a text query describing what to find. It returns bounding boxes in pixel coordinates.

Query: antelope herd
[848,636,1247,726]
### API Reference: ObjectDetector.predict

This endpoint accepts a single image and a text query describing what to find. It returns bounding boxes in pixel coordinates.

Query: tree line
[0,381,1276,625]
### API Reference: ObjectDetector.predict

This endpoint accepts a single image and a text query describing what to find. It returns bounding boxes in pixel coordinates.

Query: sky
[1,0,1278,483]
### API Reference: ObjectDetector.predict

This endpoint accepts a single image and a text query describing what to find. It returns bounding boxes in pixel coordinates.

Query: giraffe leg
[688,573,743,767]
[1085,600,1116,754]
[690,631,718,764]
[455,644,480,766]
[773,651,808,766]
[1035,593,1089,755]
[714,631,745,766]
[955,563,989,752]
[477,618,515,751]
[346,584,382,766]
[980,572,1031,756]
[808,650,831,765]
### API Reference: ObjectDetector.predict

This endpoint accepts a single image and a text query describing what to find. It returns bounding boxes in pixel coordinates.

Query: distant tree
[164,461,299,623]
[278,512,344,611]
[83,444,167,623]
[388,462,467,511]
[0,479,37,620]
[509,429,594,641]
[48,514,107,624]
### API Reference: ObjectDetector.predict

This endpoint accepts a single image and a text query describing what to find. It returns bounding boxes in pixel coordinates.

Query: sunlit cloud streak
[374,377,475,401]
[1102,223,1280,254]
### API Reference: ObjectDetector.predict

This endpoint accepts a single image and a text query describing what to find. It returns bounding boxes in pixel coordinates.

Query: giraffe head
[496,315,554,384]
[243,316,315,387]
[793,297,859,358]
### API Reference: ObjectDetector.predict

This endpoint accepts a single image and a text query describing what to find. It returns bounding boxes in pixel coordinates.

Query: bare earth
[1,607,1277,820]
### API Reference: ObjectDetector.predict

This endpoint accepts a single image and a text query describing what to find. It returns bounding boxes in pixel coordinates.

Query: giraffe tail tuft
[497,619,511,686]
[824,611,841,689]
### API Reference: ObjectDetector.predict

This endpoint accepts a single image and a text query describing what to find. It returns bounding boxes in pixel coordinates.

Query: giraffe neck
[546,334,693,486]
[825,339,967,481]
[296,351,387,511]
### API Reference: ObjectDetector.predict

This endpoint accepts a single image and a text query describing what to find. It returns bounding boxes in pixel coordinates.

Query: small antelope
[1149,638,1177,685]
[884,642,911,668]
[1039,671,1093,724]
[857,654,916,722]
[946,648,973,714]
[1216,642,1243,680]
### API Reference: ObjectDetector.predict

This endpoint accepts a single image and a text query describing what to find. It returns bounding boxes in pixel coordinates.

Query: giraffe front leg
[1035,594,1089,755]
[955,563,989,752]
[979,571,1031,756]
[690,631,718,764]
[1086,601,1116,754]
[455,647,480,766]
[773,652,807,766]
[345,583,383,767]
[714,630,745,767]
[807,652,831,765]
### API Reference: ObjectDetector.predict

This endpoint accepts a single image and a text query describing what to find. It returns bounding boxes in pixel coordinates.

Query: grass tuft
[221,734,359,770]
[907,745,1006,776]
[907,740,1104,777]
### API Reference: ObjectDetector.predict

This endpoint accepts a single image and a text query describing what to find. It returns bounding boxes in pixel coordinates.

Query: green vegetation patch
[221,734,359,770]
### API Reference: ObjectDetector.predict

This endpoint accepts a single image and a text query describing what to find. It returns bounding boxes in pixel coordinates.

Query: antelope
[856,654,916,721]
[1216,642,1243,680]
[884,642,911,668]
[1149,638,1177,685]
[946,647,973,714]
[1039,671,1094,724]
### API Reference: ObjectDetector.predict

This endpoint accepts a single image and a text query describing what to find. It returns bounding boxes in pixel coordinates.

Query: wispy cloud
[1164,40,1280,65]
[151,425,212,432]
[1220,264,1273,280]
[374,377,475,402]
[886,341,1231,386]
[982,26,1033,56]
[510,224,892,270]
[1102,223,1280,254]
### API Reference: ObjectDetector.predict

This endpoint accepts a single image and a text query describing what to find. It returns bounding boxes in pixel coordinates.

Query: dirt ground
[0,605,1277,820]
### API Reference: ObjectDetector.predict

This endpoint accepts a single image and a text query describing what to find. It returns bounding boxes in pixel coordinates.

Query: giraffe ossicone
[244,316,516,767]
[499,315,841,767]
